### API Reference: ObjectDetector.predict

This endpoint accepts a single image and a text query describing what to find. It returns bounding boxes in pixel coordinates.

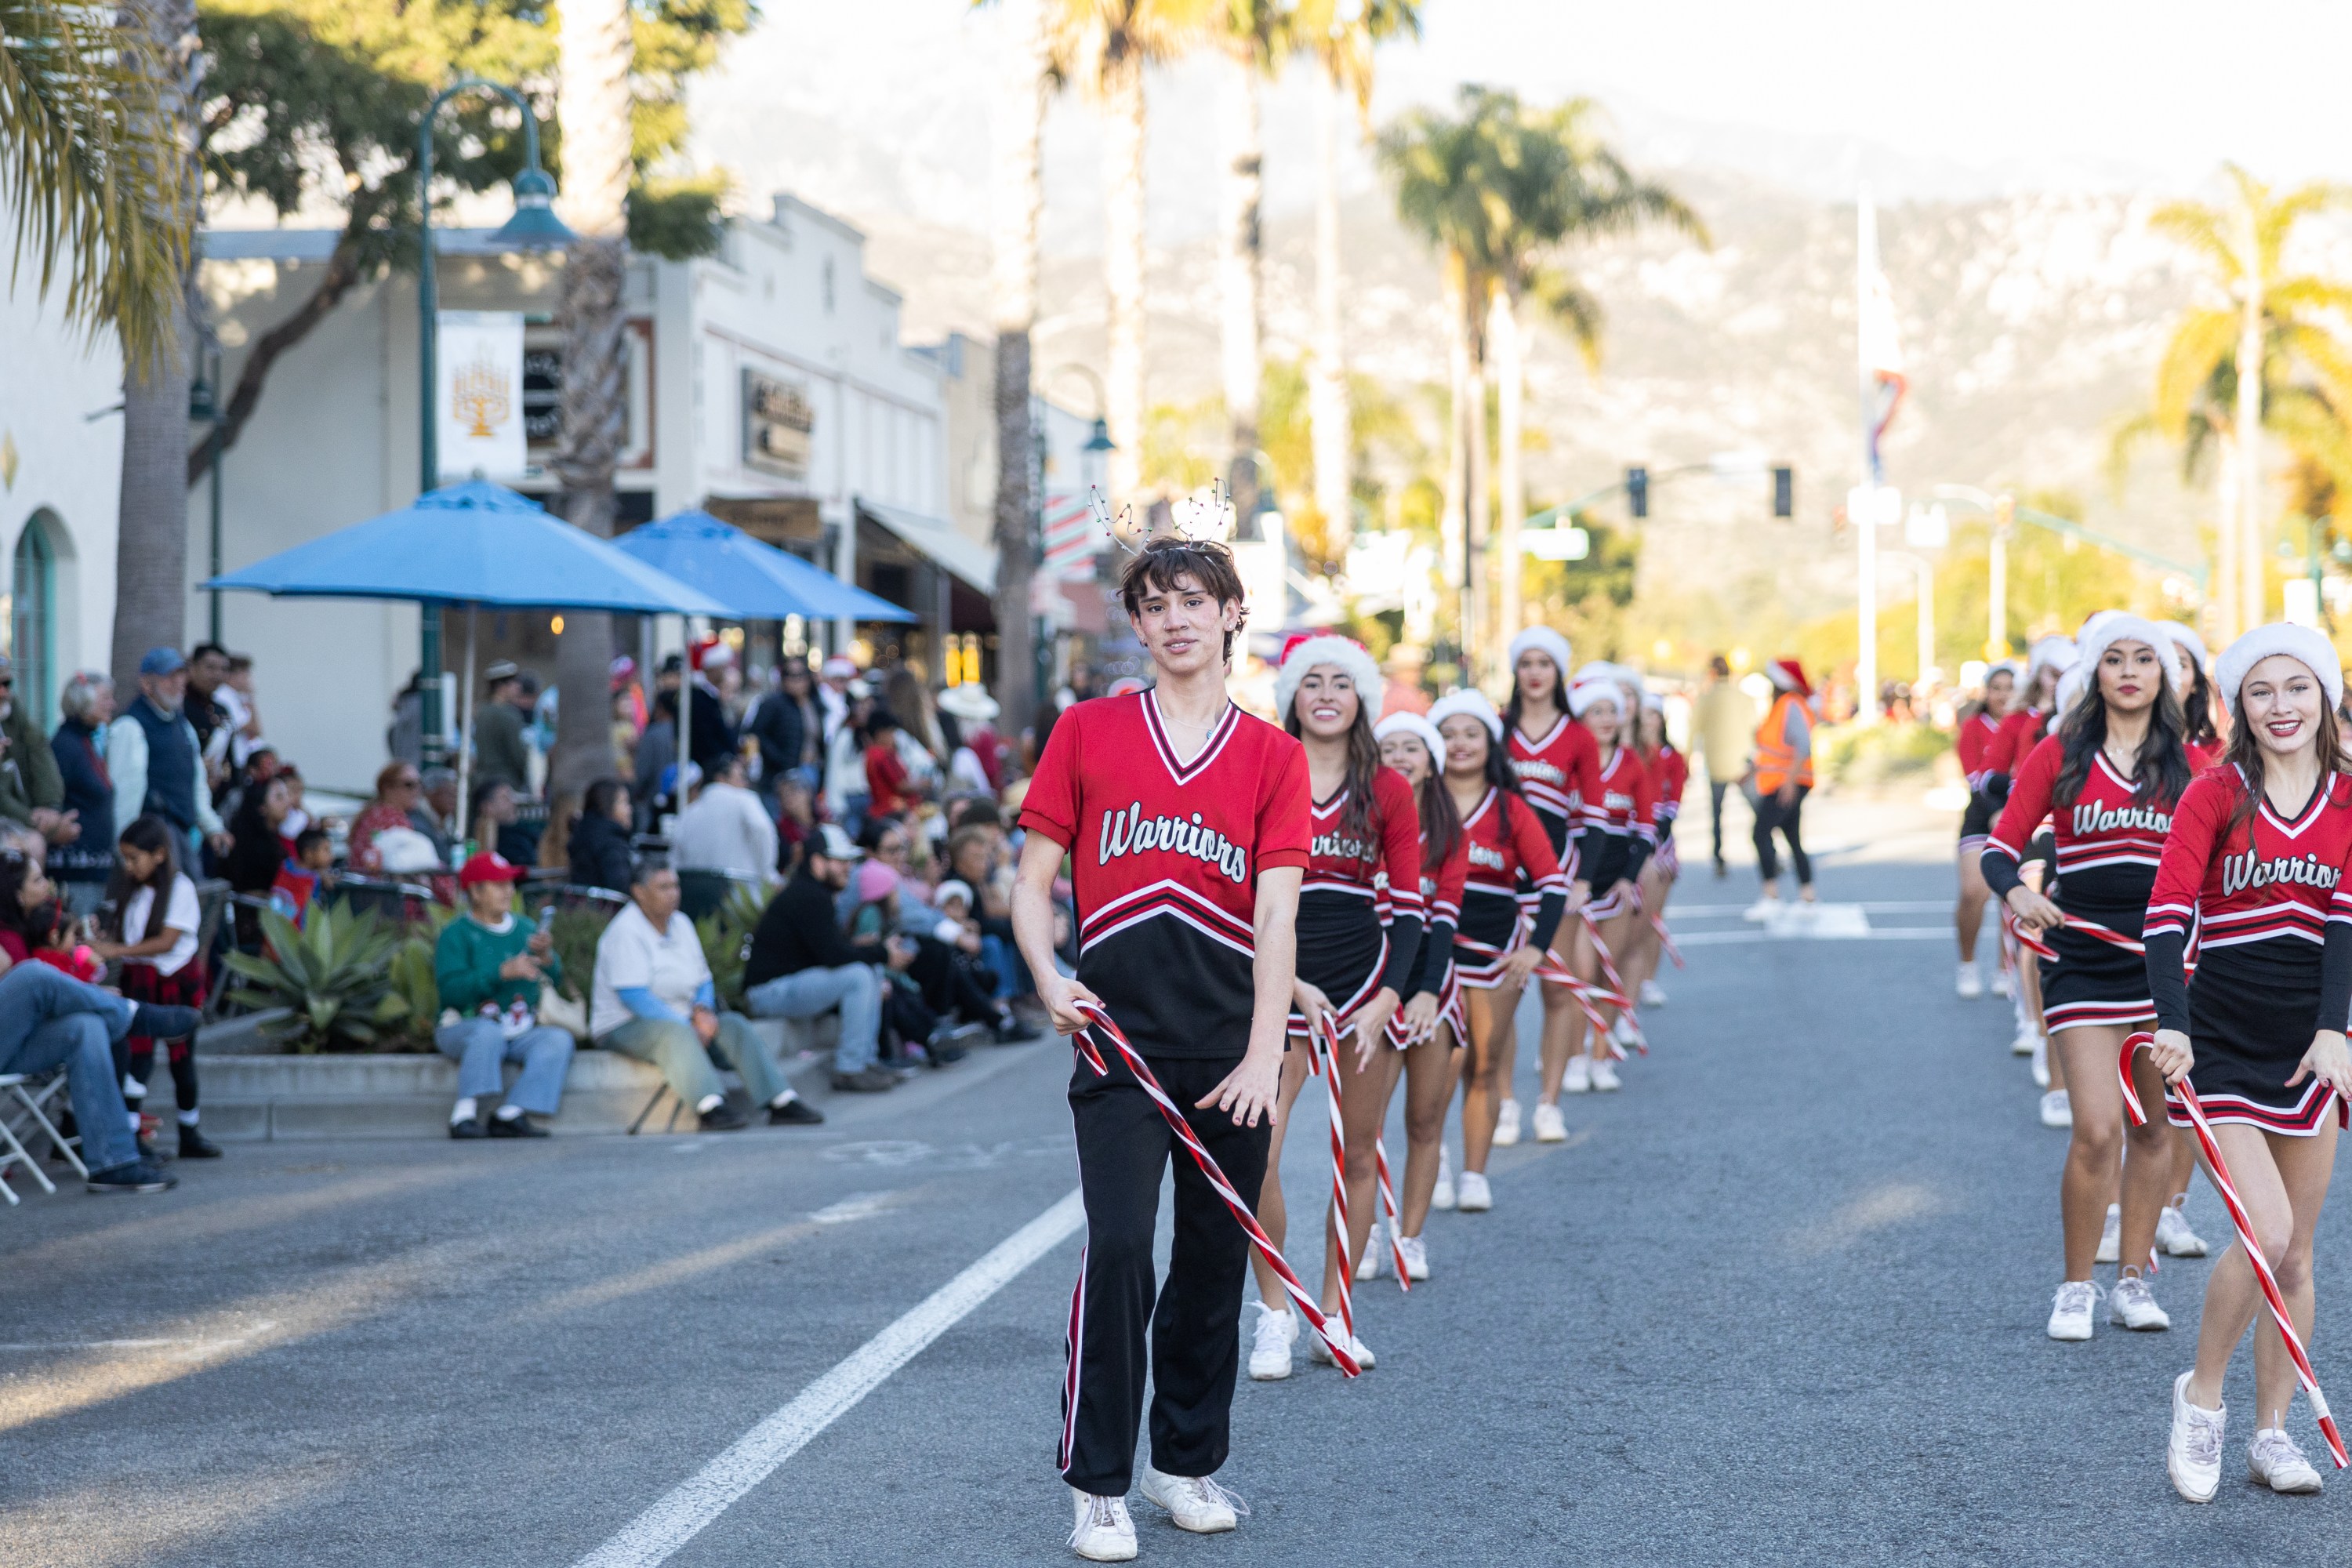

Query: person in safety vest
[1743,658,1816,921]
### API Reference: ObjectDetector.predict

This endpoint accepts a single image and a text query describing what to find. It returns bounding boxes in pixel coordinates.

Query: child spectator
[90,816,220,1159]
[270,827,334,928]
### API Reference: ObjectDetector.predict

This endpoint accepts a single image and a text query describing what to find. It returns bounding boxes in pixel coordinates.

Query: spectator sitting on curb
[433,853,575,1139]
[590,858,822,1129]
[742,824,913,1094]
[848,859,1007,1049]
[568,779,636,895]
[670,751,776,884]
[0,938,194,1192]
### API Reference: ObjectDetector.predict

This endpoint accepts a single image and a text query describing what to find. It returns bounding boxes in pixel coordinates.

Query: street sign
[1525,527,1590,561]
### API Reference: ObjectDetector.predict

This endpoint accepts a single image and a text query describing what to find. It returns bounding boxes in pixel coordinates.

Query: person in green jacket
[433,851,574,1138]
[0,653,69,841]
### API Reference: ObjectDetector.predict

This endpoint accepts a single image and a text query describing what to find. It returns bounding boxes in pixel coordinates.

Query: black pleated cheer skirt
[2039,895,2154,1033]
[1287,891,1388,1040]
[1958,789,1995,853]
[2183,942,2340,1135]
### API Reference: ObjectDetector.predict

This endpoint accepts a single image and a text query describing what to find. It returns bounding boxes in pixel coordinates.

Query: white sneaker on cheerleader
[1306,1328,1374,1370]
[1742,897,1780,924]
[1247,1305,1296,1381]
[2040,1089,2072,1128]
[1957,961,1983,999]
[2021,1029,2045,1067]
[1396,1233,1430,1281]
[2046,1279,2100,1341]
[2108,1274,2171,1330]
[1069,1490,1138,1561]
[1991,966,2013,998]
[2158,1200,2209,1258]
[2168,1372,2226,1502]
[1457,1171,1493,1211]
[1640,978,1668,1007]
[1610,1015,1644,1054]
[1591,1058,1622,1092]
[1139,1465,1246,1533]
[1563,1054,1593,1094]
[1494,1098,1522,1146]
[1431,1147,1457,1210]
[2096,1203,2122,1265]
[2249,1428,2324,1495]
[1356,1224,1385,1281]
[1534,1102,1568,1142]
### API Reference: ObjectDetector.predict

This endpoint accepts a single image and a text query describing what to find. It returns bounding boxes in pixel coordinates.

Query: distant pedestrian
[472,661,537,800]
[1691,654,1755,878]
[1744,658,1815,920]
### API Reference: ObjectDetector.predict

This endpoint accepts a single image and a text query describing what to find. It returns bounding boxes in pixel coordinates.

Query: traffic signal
[1626,466,1649,519]
[1772,466,1794,518]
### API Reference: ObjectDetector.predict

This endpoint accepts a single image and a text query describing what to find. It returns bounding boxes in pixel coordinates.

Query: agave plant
[695,881,768,1009]
[223,901,410,1053]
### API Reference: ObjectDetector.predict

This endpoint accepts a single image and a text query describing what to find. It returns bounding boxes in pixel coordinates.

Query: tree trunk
[1439,252,1469,666]
[990,0,1047,739]
[1103,49,1145,506]
[1464,281,1491,684]
[1308,67,1351,557]
[547,0,636,838]
[111,0,201,689]
[2215,438,2241,644]
[2237,198,2267,633]
[1219,49,1263,526]
[1491,282,1524,672]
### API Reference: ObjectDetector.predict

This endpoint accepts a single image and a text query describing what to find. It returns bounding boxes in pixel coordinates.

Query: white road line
[1675,927,1953,946]
[571,1187,1087,1568]
[1672,901,1954,917]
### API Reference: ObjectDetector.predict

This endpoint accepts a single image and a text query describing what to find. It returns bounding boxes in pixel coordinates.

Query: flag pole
[1855,191,1880,728]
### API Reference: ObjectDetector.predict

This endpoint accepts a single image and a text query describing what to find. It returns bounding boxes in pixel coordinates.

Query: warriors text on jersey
[1454,786,1569,982]
[1984,736,2172,904]
[1018,691,1311,1058]
[1508,714,1601,866]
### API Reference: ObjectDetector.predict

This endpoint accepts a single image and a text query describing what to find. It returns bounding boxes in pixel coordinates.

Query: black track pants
[1059,1048,1269,1497]
[1753,784,1811,886]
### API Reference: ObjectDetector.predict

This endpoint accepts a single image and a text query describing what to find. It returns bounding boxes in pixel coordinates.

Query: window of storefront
[10,511,59,730]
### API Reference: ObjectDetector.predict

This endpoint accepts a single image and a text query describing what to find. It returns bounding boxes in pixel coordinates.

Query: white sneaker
[1355,1224,1384,1282]
[1563,1054,1593,1094]
[1742,897,1781,924]
[1069,1490,1138,1561]
[2249,1427,2324,1494]
[1493,1098,1522,1147]
[2169,1371,2226,1502]
[2096,1203,2121,1265]
[1534,1102,1567,1142]
[2158,1200,2210,1258]
[1956,960,1982,999]
[1247,1305,1295,1381]
[1431,1146,1456,1211]
[1591,1058,1621,1092]
[2024,1032,2047,1073]
[2040,1089,2071,1128]
[1640,979,1668,1007]
[1396,1233,1429,1281]
[1991,966,2013,998]
[2047,1279,2100,1341]
[1457,1171,1493,1212]
[2109,1273,2171,1330]
[1139,1464,1246,1532]
[1305,1327,1374,1370]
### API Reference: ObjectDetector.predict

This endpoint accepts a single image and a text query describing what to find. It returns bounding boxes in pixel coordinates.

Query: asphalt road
[5,796,2347,1567]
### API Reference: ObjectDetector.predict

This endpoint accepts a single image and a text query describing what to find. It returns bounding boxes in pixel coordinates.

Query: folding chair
[2,1069,88,1178]
[0,1075,64,1201]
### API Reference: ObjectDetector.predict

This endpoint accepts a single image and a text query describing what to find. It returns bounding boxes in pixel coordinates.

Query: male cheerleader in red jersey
[2144,624,2352,1503]
[1982,616,2196,1341]
[1013,535,1311,1562]
[1953,660,2016,998]
[1503,628,1599,1147]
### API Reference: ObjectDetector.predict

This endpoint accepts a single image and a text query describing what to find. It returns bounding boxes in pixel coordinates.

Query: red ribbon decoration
[2118,1032,2347,1468]
[1073,1001,1361,1376]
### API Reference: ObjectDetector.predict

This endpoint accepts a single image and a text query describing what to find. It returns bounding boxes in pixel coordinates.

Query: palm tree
[1300,0,1418,560]
[1473,96,1704,667]
[985,0,1054,736]
[546,0,637,837]
[1217,2,1290,528]
[2116,165,2352,639]
[1051,2,1216,507]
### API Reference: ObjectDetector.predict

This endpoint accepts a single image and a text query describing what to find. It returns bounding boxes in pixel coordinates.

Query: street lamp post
[414,80,572,763]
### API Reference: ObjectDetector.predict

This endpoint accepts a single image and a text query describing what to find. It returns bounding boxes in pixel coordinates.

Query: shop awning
[855,496,996,596]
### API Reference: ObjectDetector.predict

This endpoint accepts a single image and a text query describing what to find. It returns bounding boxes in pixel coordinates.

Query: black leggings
[1753,784,1811,887]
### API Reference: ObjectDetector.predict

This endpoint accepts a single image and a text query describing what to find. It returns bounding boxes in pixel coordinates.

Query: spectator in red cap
[431,851,575,1138]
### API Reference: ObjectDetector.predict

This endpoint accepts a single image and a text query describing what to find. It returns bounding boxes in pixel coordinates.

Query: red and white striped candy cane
[1629,887,1684,970]
[2011,912,2145,964]
[2118,1032,2347,1468]
[1373,1134,1410,1290]
[1307,1015,1356,1341]
[1073,1001,1361,1376]
[1581,912,1646,1055]
[1534,954,1625,1057]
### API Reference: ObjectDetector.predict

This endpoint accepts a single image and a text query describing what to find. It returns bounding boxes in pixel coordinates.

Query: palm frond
[1527,267,1602,369]
[2150,307,2238,437]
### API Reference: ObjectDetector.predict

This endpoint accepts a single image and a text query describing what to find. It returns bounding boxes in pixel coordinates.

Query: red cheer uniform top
[1642,742,1689,823]
[1453,786,1569,979]
[1019,691,1311,1058]
[1290,766,1429,1024]
[2145,768,2352,957]
[1983,706,2048,786]
[1956,709,2005,791]
[1980,735,2176,924]
[1508,713,1602,872]
[2188,737,2228,773]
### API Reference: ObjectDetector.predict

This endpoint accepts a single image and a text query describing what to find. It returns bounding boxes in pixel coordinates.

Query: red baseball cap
[458,851,527,887]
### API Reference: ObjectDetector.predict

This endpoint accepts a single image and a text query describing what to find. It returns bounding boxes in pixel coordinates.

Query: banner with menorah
[436,310,527,483]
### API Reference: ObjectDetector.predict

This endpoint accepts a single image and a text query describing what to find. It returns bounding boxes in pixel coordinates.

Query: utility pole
[1988,493,2013,659]
[2238,194,2267,634]
[1854,196,1881,727]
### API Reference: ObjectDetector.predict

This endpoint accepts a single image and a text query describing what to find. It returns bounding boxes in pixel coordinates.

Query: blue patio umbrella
[610,508,916,624]
[205,480,729,836]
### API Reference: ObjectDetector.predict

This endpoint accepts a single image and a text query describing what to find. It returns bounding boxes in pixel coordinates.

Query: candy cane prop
[2119,1033,2347,1468]
[1372,1134,1410,1291]
[1073,1002,1360,1376]
[1628,887,1684,971]
[1534,954,1629,1058]
[1305,1016,1356,1341]
[1581,913,1646,1056]
[2011,912,2145,964]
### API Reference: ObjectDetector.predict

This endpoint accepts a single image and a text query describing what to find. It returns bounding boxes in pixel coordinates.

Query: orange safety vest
[1752,692,1813,792]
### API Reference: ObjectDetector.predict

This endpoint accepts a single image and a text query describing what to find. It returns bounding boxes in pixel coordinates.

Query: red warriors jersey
[1984,707,2048,778]
[1579,746,1658,845]
[1018,692,1311,1057]
[2189,738,2228,773]
[1304,766,1425,924]
[1645,743,1689,821]
[1508,715,1602,844]
[1957,710,2005,789]
[1420,830,1470,933]
[1987,735,2177,906]
[1456,787,1568,967]
[2146,768,2352,953]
